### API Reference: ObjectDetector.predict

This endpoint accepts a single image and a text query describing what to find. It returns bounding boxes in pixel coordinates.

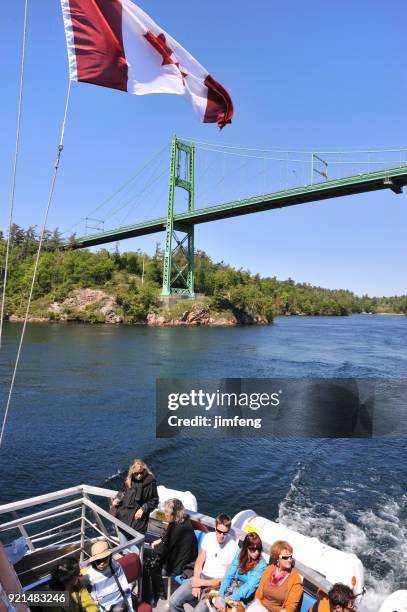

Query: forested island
[1,225,406,325]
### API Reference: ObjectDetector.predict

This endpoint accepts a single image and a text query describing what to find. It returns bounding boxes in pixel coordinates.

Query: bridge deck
[72,165,407,249]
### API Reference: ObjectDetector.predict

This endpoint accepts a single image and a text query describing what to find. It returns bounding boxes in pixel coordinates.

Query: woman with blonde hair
[247,540,303,612]
[112,459,158,536]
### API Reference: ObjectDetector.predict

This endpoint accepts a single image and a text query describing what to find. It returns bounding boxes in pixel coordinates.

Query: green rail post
[161,136,177,296]
[161,135,195,298]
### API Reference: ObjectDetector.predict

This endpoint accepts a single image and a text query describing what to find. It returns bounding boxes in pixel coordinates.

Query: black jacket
[155,517,198,576]
[116,471,158,534]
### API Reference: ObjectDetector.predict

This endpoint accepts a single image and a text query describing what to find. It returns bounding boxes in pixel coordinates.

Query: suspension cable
[114,168,169,227]
[180,137,407,155]
[0,80,72,449]
[0,0,29,351]
[62,142,169,236]
[102,166,168,224]
[190,147,405,164]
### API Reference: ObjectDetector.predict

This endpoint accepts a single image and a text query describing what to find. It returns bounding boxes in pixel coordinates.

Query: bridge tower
[161,135,195,297]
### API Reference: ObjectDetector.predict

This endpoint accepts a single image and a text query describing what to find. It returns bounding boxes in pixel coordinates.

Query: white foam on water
[277,465,407,611]
[101,468,123,485]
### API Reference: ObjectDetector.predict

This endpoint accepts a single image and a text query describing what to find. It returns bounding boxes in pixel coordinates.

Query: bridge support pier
[161,136,195,298]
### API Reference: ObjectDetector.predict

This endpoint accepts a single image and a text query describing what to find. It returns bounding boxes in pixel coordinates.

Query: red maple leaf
[144,31,188,83]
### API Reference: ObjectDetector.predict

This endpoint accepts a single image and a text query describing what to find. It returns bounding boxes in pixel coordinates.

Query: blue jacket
[218,551,267,604]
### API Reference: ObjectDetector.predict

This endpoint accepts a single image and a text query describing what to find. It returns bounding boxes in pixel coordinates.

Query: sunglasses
[215,527,229,535]
[94,557,109,565]
[134,471,144,476]
[248,546,261,552]
[279,554,293,560]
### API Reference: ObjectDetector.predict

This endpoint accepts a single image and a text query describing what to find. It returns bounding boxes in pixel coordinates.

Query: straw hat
[89,540,112,562]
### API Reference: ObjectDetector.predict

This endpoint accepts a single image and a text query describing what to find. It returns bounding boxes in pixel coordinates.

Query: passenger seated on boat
[143,498,198,605]
[112,459,159,541]
[42,556,97,612]
[308,583,356,612]
[211,533,267,612]
[246,540,302,612]
[81,540,134,612]
[169,513,238,612]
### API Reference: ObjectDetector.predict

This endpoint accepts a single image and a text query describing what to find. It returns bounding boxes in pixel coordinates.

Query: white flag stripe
[60,0,233,127]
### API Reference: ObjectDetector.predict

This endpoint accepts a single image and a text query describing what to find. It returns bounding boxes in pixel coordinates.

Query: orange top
[261,578,288,612]
[255,564,303,612]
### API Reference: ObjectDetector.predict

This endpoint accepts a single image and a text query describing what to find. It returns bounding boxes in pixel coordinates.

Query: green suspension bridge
[67,137,407,298]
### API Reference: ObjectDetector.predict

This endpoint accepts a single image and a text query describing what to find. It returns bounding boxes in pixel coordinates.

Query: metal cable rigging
[0,81,72,449]
[0,0,29,351]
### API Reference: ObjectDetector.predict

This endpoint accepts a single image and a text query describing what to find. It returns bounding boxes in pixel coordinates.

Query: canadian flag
[60,0,233,128]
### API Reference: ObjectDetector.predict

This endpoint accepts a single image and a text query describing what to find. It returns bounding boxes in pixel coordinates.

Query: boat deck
[0,485,326,612]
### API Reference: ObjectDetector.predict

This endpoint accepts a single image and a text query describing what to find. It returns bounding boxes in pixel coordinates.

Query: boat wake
[277,461,407,611]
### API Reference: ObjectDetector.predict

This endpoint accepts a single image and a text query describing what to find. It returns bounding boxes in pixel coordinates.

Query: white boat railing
[0,485,145,588]
[0,485,331,597]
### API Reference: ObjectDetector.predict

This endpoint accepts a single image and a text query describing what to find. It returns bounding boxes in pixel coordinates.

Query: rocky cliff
[8,288,268,326]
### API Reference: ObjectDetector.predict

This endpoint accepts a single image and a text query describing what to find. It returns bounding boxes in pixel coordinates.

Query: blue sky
[0,1,406,296]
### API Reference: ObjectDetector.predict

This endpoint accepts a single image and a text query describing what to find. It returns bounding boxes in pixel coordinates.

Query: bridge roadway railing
[71,164,407,249]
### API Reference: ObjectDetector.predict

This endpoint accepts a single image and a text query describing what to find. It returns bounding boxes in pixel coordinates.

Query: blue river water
[0,315,406,609]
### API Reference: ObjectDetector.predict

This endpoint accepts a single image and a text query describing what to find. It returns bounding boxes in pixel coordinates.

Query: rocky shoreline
[7,288,404,326]
[7,288,268,327]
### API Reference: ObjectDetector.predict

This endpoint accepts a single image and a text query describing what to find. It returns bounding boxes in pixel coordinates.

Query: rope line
[0,80,72,449]
[0,0,29,351]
